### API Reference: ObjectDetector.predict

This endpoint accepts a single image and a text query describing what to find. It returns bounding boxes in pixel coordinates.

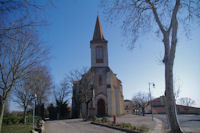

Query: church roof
[90,16,108,44]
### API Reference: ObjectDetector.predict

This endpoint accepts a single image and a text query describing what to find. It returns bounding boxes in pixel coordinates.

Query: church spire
[90,16,108,67]
[90,16,107,44]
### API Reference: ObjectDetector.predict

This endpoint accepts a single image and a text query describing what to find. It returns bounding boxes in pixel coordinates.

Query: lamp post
[32,94,37,129]
[148,82,155,121]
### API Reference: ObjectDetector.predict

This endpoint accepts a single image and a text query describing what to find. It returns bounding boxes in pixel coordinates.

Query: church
[72,16,124,118]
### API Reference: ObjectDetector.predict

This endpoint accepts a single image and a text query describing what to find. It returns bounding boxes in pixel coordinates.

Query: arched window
[96,46,103,63]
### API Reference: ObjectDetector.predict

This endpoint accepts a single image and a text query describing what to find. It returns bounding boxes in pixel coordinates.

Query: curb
[91,122,140,133]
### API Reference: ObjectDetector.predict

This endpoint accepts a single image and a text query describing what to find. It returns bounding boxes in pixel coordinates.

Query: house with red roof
[145,96,200,114]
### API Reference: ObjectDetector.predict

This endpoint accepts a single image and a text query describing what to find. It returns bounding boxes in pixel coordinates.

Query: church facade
[72,16,124,118]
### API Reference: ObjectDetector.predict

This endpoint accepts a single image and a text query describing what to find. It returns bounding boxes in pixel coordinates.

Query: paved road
[153,114,200,133]
[45,119,126,133]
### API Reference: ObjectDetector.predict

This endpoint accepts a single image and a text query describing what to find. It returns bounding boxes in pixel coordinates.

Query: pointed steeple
[90,16,107,44]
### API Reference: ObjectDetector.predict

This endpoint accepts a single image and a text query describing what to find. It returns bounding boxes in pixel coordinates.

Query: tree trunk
[142,107,145,116]
[165,57,182,133]
[23,107,27,124]
[86,102,89,120]
[0,101,5,133]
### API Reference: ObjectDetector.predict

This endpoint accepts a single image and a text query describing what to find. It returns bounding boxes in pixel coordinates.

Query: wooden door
[97,99,105,116]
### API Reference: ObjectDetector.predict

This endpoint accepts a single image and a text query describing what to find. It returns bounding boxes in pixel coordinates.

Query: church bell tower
[90,16,108,67]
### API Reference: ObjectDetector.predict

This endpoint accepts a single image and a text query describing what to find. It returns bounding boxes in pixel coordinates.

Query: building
[72,16,124,118]
[124,100,134,114]
[145,96,200,114]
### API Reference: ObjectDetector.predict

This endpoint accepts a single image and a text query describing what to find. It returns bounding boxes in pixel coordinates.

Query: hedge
[3,115,41,125]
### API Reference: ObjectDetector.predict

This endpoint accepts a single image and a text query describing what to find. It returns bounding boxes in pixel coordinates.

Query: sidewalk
[108,114,164,133]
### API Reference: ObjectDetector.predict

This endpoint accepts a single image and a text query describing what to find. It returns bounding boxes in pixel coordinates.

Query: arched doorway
[97,99,105,116]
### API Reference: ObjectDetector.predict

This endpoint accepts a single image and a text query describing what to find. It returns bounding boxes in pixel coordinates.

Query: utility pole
[148,82,155,121]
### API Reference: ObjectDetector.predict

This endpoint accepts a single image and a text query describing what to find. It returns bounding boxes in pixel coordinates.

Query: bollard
[113,115,116,124]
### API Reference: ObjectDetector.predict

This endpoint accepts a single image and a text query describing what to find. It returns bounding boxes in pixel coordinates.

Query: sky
[10,0,200,110]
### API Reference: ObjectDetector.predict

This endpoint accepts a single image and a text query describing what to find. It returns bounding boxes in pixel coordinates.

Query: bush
[3,116,23,125]
[121,123,133,129]
[92,116,97,122]
[101,117,108,123]
[139,125,149,133]
[26,115,41,123]
[3,115,41,125]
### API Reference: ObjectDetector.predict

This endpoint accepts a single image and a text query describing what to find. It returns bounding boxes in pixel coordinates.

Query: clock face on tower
[96,46,103,63]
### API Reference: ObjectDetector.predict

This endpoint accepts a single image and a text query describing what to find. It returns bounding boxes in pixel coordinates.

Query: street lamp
[33,94,37,129]
[149,82,155,121]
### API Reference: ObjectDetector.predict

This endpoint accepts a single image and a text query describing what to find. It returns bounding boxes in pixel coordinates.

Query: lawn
[2,124,32,133]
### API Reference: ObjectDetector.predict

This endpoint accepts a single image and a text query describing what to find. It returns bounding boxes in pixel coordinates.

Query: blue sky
[10,0,200,110]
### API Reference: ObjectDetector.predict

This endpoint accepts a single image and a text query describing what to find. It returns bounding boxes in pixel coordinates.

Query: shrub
[3,116,23,125]
[92,116,98,122]
[26,115,41,123]
[139,125,149,133]
[3,115,41,125]
[101,117,108,123]
[121,123,132,129]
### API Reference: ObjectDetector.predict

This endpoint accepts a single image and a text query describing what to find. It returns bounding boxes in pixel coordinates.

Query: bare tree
[0,1,50,131]
[54,79,71,119]
[174,87,181,103]
[69,67,89,118]
[68,67,89,87]
[79,70,97,119]
[55,81,71,106]
[32,65,52,106]
[68,67,89,103]
[0,29,48,130]
[31,65,51,119]
[13,65,51,123]
[132,92,149,116]
[69,67,95,119]
[14,80,34,124]
[178,97,195,107]
[0,0,47,34]
[101,1,200,132]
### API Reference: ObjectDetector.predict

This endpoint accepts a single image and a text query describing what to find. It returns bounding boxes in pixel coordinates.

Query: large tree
[178,97,195,107]
[31,65,52,119]
[32,65,52,106]
[132,92,149,116]
[66,67,90,119]
[0,29,48,130]
[0,1,50,131]
[101,0,199,132]
[78,70,97,119]
[66,67,95,119]
[14,65,51,123]
[54,78,71,119]
[14,80,34,124]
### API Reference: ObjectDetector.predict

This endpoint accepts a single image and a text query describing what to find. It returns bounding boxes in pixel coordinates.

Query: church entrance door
[97,99,105,116]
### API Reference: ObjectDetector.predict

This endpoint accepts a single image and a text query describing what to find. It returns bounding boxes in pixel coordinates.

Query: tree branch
[147,1,166,34]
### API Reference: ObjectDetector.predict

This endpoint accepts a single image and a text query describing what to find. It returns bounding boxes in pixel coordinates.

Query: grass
[2,124,33,133]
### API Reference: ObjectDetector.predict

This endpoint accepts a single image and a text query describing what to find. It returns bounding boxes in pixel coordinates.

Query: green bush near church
[2,115,42,133]
[3,115,41,125]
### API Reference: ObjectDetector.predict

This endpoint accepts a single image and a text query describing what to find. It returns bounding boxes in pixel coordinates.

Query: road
[153,114,200,133]
[45,119,126,133]
[44,115,200,133]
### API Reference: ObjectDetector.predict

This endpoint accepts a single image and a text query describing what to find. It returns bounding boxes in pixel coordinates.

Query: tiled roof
[152,97,161,102]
